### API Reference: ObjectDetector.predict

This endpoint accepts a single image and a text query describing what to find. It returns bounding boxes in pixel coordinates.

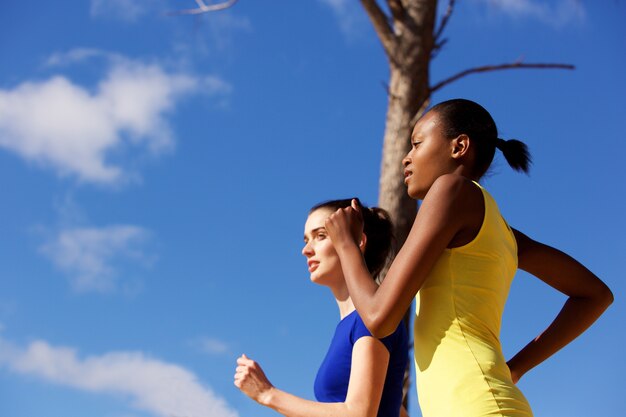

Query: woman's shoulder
[429,174,479,196]
[424,173,484,208]
[351,311,407,352]
[421,174,485,248]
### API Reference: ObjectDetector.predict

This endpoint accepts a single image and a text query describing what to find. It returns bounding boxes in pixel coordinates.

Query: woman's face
[402,111,456,200]
[302,208,343,286]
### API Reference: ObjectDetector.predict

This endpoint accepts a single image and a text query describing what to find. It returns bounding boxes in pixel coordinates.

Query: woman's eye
[316,234,327,240]
[412,141,420,148]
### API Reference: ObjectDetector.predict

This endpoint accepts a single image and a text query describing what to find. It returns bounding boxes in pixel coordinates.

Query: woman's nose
[402,153,410,167]
[302,242,313,257]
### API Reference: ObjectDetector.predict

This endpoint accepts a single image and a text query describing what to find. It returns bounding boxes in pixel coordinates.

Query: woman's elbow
[345,400,377,417]
[598,284,614,310]
[363,313,396,339]
[584,282,614,313]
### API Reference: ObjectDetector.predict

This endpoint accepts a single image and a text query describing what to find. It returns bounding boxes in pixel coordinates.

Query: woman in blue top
[234,199,409,417]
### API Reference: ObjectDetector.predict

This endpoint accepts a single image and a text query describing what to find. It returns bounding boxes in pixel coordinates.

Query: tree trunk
[373,0,438,408]
[376,0,437,247]
[378,71,426,243]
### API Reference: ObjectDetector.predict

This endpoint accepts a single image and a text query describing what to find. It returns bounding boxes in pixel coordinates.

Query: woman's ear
[451,134,470,160]
[359,233,367,254]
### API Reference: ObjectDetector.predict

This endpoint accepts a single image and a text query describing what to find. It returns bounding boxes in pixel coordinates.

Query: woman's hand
[234,354,275,405]
[233,339,390,417]
[325,199,364,249]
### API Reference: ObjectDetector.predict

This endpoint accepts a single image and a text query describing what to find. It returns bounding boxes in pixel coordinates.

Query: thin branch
[430,61,575,93]
[409,98,431,130]
[387,0,406,22]
[360,0,396,57]
[434,0,455,44]
[166,0,238,16]
[431,38,447,59]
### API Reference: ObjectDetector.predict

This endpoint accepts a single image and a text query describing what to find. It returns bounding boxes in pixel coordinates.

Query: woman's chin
[405,184,419,200]
[310,272,344,289]
[309,273,325,285]
[309,269,336,286]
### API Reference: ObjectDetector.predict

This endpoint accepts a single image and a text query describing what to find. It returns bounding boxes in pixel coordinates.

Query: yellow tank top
[414,182,532,417]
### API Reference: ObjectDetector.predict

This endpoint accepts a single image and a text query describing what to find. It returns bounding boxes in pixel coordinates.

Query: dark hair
[430,99,532,177]
[309,199,394,281]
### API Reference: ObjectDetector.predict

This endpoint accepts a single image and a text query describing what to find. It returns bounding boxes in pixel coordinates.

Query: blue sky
[1,1,624,417]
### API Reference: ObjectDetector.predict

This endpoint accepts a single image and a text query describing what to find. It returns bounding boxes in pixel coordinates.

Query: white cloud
[45,47,112,67]
[40,225,153,293]
[205,13,253,51]
[318,0,367,40]
[168,11,252,56]
[90,0,160,21]
[322,0,585,32]
[320,0,350,14]
[0,337,239,417]
[475,0,586,26]
[195,338,230,355]
[0,53,230,184]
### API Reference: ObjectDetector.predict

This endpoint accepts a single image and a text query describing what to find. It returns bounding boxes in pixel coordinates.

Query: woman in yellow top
[324,98,613,417]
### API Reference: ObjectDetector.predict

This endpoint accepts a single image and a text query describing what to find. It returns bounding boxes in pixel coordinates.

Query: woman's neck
[329,283,356,319]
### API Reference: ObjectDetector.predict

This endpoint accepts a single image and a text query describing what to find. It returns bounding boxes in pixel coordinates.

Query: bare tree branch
[167,0,238,16]
[360,0,397,57]
[430,61,575,93]
[409,97,431,130]
[434,0,455,46]
[387,0,406,22]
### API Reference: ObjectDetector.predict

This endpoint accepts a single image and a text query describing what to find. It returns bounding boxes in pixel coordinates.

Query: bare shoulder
[421,175,484,247]
[424,174,483,213]
[429,173,470,191]
[428,174,479,198]
[353,336,390,358]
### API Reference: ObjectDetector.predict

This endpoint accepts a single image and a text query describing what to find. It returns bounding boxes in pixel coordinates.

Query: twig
[409,98,431,129]
[387,0,406,22]
[434,0,455,44]
[360,0,396,58]
[430,62,575,93]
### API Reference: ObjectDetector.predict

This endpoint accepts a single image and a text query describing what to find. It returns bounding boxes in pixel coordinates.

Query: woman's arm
[506,229,613,382]
[234,337,390,417]
[326,174,477,337]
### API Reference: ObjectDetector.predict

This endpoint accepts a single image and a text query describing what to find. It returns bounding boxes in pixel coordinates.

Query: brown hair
[310,199,394,280]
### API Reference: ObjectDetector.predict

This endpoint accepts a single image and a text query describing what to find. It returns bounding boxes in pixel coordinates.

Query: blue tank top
[314,310,408,417]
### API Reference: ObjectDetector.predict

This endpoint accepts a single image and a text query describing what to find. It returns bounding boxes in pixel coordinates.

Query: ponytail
[496,138,532,173]
[361,207,395,279]
[430,99,533,178]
